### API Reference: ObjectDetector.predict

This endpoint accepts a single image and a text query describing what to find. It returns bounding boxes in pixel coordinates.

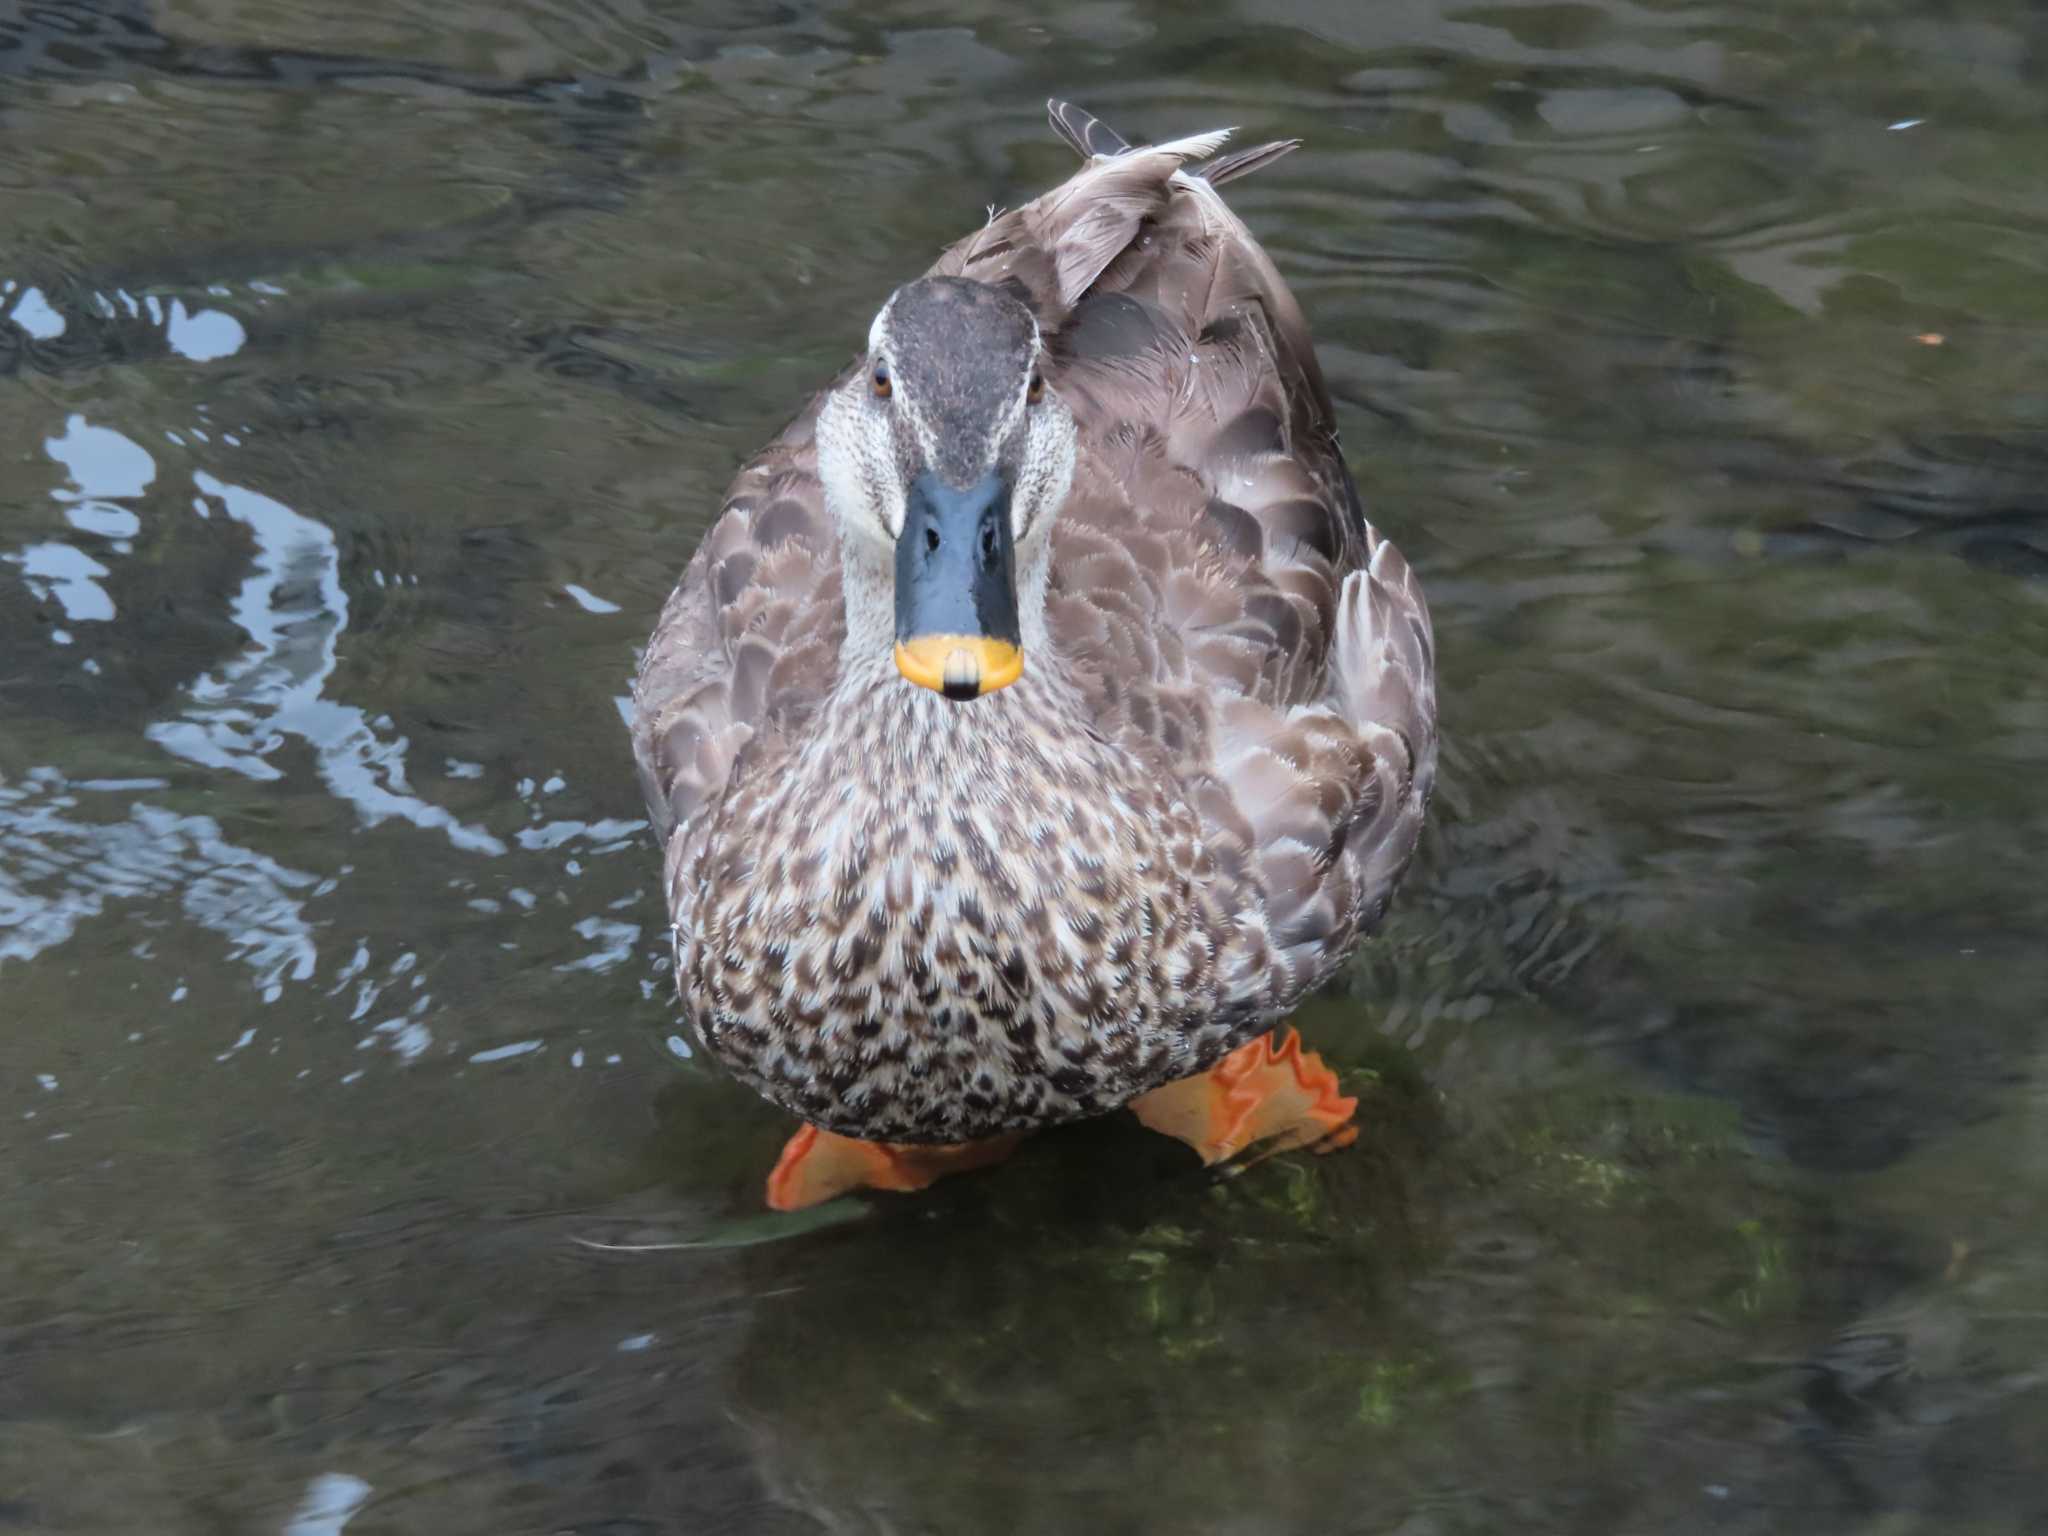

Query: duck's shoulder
[630,402,843,844]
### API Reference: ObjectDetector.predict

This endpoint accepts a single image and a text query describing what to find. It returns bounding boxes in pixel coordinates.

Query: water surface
[4,0,2047,1531]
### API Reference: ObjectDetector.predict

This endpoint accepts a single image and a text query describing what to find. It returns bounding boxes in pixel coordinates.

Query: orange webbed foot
[1128,1028,1359,1169]
[765,1125,1026,1211]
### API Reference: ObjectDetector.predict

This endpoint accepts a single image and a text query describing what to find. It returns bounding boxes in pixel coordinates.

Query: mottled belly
[680,956,1230,1142]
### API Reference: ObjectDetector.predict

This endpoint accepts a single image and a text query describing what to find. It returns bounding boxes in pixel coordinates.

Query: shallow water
[4,0,2047,1531]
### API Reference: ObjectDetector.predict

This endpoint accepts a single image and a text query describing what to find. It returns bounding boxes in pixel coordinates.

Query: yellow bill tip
[894,635,1024,700]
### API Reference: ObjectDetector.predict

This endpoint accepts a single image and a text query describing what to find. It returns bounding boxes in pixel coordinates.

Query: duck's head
[816,275,1078,701]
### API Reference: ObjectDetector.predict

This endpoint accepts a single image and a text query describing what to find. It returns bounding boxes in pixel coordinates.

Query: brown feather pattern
[632,102,1437,1142]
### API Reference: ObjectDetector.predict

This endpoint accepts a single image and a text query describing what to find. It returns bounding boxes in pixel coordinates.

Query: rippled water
[4,1,2046,1531]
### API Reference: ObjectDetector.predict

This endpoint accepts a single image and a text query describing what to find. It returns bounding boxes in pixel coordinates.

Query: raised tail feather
[1046,98,1300,184]
[1202,138,1302,185]
[1047,99,1131,160]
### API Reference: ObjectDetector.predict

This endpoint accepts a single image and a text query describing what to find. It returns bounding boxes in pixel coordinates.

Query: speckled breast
[666,687,1245,1142]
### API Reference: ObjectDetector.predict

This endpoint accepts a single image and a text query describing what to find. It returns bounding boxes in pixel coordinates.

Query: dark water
[4,0,2046,1530]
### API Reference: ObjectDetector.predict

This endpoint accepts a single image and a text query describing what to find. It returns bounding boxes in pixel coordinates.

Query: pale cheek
[1012,428,1042,535]
[817,404,898,553]
[865,444,904,541]
[1017,417,1075,537]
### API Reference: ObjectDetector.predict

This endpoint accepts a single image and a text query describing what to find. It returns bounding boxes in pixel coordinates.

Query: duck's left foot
[1128,1028,1359,1168]
[765,1125,1026,1211]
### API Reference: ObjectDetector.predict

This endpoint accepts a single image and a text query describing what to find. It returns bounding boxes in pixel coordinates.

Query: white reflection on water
[370,1014,434,1060]
[163,299,246,362]
[47,413,154,543]
[5,280,248,357]
[470,1038,543,1063]
[6,541,115,622]
[3,415,160,628]
[515,816,640,852]
[148,471,506,855]
[0,769,318,998]
[557,914,641,973]
[283,1473,371,1536]
[563,581,621,613]
[2,279,67,340]
[82,287,247,362]
[24,345,504,866]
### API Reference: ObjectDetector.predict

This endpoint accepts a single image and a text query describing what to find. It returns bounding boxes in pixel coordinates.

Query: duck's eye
[872,363,892,400]
[1026,372,1045,405]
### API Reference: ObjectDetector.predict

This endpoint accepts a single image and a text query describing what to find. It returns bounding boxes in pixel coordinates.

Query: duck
[632,101,1437,1210]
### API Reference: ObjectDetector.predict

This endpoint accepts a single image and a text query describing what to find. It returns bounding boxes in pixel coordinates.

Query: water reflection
[282,1473,371,1536]
[6,540,115,628]
[48,413,152,541]
[563,580,622,613]
[3,391,510,994]
[1,279,66,339]
[0,767,318,994]
[81,287,249,361]
[4,415,155,643]
[2,386,662,1032]
[150,469,507,855]
[557,913,641,973]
